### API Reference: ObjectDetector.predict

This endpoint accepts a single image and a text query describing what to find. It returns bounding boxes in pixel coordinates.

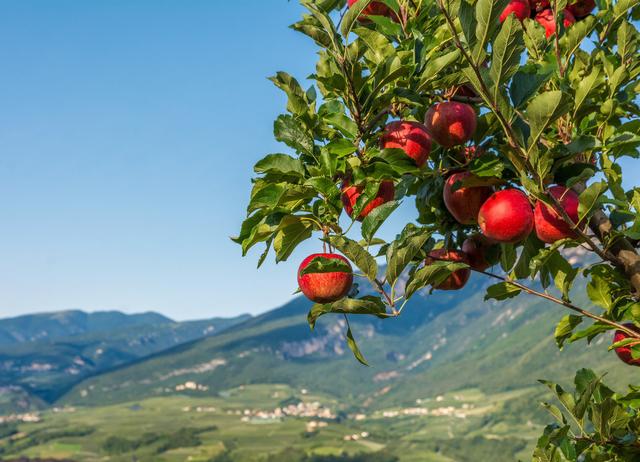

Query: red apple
[381,121,432,168]
[342,181,395,221]
[501,0,531,22]
[347,0,396,21]
[462,235,494,272]
[478,189,534,243]
[613,324,640,367]
[425,102,477,148]
[443,171,494,225]
[534,185,581,244]
[566,0,595,18]
[298,253,353,304]
[425,249,471,291]
[535,8,576,38]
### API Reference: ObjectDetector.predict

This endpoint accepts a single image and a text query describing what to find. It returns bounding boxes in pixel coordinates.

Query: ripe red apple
[425,249,471,291]
[298,253,353,304]
[478,189,534,243]
[566,0,595,18]
[500,0,531,22]
[347,0,395,20]
[613,324,640,367]
[462,235,494,272]
[535,9,576,38]
[534,185,581,244]
[424,102,477,148]
[443,172,494,225]
[381,121,432,168]
[342,181,395,221]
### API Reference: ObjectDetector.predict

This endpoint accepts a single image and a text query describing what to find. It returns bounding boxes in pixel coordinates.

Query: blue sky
[0,2,637,321]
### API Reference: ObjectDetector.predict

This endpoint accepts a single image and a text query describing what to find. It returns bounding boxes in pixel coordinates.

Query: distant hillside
[0,310,251,413]
[0,310,171,346]
[60,273,629,414]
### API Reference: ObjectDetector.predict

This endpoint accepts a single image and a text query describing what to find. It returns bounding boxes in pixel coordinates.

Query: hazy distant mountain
[59,272,629,419]
[0,310,251,412]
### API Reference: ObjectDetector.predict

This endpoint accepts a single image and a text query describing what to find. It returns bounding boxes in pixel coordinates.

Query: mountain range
[0,264,634,461]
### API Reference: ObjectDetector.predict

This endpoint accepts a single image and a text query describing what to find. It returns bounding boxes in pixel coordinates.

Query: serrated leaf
[473,0,510,63]
[555,315,583,349]
[526,91,571,151]
[489,14,524,104]
[346,323,369,366]
[341,0,374,37]
[274,216,314,262]
[307,295,387,329]
[361,200,400,242]
[578,181,608,221]
[405,261,468,299]
[254,154,305,177]
[386,232,431,285]
[485,282,522,301]
[327,235,378,281]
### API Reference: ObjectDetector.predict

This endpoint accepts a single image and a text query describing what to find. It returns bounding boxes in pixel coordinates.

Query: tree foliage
[235,0,640,458]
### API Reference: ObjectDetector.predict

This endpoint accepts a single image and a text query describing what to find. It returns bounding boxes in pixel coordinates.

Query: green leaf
[254,154,305,177]
[299,256,352,277]
[587,274,613,311]
[469,154,505,178]
[526,91,571,151]
[346,323,369,366]
[385,232,431,286]
[307,295,387,329]
[419,50,461,90]
[274,115,314,155]
[485,282,522,301]
[327,235,378,281]
[578,181,608,222]
[539,380,576,416]
[555,315,583,348]
[273,216,314,262]
[510,66,552,108]
[405,261,468,299]
[500,243,517,272]
[489,15,524,104]
[341,0,373,37]
[269,72,309,115]
[473,0,510,63]
[361,200,400,243]
[573,67,604,119]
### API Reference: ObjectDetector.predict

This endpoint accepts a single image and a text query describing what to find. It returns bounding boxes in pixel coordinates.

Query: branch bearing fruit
[534,185,581,244]
[347,0,395,21]
[341,181,395,221]
[462,235,494,272]
[500,0,531,22]
[613,324,640,367]
[297,254,353,304]
[425,249,471,291]
[381,121,432,168]
[443,171,494,225]
[535,9,576,38]
[478,189,534,243]
[566,0,595,18]
[424,102,477,148]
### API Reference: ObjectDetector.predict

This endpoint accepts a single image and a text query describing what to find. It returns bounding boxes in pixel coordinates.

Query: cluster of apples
[347,0,595,38]
[297,0,639,368]
[502,0,595,37]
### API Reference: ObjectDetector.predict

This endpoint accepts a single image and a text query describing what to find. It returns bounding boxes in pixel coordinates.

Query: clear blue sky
[0,2,637,321]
